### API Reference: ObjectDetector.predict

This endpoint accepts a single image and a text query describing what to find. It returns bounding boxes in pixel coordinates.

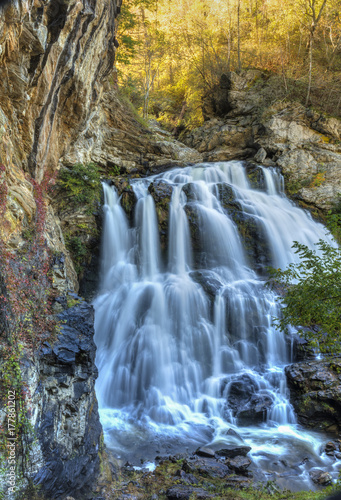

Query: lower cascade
[94,161,338,490]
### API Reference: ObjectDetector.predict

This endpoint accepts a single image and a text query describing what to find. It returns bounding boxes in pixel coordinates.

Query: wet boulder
[182,183,200,203]
[214,183,241,214]
[215,446,251,459]
[225,374,258,413]
[324,441,337,456]
[166,485,214,499]
[195,447,216,458]
[237,392,274,424]
[285,359,341,434]
[309,469,332,485]
[189,271,223,310]
[111,177,137,224]
[244,163,266,190]
[226,455,252,474]
[214,182,271,272]
[148,180,173,251]
[230,211,272,273]
[182,457,230,479]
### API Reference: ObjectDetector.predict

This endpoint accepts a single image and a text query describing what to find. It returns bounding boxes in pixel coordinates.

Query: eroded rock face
[0,0,123,292]
[285,360,341,434]
[21,300,101,498]
[0,0,122,495]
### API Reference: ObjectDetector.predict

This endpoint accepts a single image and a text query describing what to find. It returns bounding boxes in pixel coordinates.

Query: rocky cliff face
[0,0,124,291]
[0,0,123,497]
[184,71,341,213]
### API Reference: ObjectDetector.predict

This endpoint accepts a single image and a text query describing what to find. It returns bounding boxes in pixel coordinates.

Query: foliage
[115,0,341,130]
[268,239,341,355]
[65,235,88,275]
[57,163,101,214]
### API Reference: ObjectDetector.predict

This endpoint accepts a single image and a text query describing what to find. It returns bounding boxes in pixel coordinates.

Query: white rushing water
[94,161,338,490]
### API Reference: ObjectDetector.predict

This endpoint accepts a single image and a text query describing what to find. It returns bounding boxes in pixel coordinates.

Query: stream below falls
[93,161,340,491]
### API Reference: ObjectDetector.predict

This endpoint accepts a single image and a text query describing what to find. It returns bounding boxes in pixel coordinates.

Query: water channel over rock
[94,161,339,491]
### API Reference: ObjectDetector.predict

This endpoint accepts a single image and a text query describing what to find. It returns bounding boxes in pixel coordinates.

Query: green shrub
[58,163,101,214]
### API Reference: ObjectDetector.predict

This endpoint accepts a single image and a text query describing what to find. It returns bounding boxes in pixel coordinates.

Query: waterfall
[94,161,336,489]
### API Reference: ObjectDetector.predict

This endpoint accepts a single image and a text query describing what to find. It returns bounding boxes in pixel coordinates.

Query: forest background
[115,0,341,131]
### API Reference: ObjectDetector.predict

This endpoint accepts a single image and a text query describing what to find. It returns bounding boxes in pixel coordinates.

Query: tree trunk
[306,32,313,106]
[237,0,241,73]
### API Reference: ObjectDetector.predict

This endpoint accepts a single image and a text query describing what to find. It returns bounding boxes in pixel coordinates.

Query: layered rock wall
[184,71,341,213]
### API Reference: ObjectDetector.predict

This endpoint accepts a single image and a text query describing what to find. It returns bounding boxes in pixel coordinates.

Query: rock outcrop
[22,299,101,499]
[0,0,122,496]
[183,71,341,213]
[285,359,341,434]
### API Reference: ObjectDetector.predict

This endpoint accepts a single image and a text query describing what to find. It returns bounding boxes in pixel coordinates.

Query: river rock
[237,392,274,424]
[166,485,214,500]
[195,447,216,458]
[182,457,230,479]
[285,360,341,433]
[226,456,252,473]
[215,446,251,458]
[324,442,337,456]
[309,469,333,485]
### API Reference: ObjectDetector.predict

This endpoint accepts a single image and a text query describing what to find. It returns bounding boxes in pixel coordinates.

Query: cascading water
[94,161,338,490]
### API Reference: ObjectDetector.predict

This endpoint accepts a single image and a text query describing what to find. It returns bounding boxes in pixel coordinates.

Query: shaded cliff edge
[0,1,120,498]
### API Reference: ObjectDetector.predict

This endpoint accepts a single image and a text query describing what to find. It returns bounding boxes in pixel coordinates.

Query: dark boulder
[148,180,173,251]
[166,485,214,500]
[309,469,332,485]
[226,456,252,474]
[30,301,102,499]
[189,270,223,310]
[215,446,251,459]
[195,447,216,458]
[237,392,274,424]
[285,359,341,434]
